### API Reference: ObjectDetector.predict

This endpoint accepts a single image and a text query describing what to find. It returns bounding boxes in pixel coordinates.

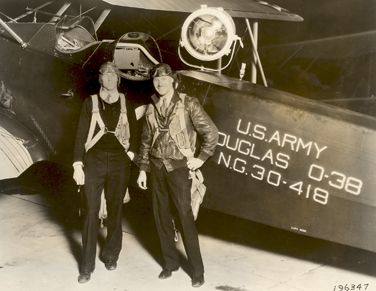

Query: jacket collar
[151,90,182,104]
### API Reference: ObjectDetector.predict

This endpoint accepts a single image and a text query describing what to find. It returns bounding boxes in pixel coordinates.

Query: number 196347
[333,284,369,291]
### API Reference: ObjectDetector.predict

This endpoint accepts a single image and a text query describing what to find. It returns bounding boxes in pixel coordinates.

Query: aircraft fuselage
[180,70,376,252]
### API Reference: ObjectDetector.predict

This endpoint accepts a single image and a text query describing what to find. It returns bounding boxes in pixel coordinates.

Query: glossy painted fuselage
[180,70,376,252]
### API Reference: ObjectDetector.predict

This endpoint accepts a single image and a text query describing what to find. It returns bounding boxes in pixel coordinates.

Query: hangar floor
[1,192,376,291]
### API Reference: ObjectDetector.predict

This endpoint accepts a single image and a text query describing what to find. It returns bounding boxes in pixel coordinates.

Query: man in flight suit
[137,63,218,288]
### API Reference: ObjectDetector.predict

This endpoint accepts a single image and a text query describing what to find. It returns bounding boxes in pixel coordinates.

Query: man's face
[153,75,174,96]
[100,71,118,91]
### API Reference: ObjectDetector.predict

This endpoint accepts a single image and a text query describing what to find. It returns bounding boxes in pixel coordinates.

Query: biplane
[1,0,376,254]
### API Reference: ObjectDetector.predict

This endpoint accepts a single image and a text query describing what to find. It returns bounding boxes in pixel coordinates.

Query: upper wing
[261,30,376,61]
[102,0,303,22]
[259,30,376,115]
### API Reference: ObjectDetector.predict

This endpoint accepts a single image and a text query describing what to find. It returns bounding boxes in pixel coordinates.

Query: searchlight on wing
[178,5,243,71]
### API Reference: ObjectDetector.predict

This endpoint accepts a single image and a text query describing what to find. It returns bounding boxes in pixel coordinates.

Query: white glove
[127,151,135,161]
[73,164,85,185]
[187,157,204,171]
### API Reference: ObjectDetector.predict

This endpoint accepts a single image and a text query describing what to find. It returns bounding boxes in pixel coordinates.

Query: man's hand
[137,170,148,190]
[187,158,204,171]
[73,164,85,185]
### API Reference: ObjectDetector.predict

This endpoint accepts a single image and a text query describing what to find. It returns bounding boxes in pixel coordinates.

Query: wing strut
[245,18,267,87]
[50,3,72,23]
[0,18,27,48]
[11,1,54,22]
[94,9,111,32]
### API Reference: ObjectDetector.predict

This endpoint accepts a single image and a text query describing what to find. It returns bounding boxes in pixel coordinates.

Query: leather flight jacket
[138,91,218,172]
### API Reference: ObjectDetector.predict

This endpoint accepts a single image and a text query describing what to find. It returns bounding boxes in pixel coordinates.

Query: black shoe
[104,261,117,271]
[158,267,179,279]
[192,274,205,288]
[77,272,91,284]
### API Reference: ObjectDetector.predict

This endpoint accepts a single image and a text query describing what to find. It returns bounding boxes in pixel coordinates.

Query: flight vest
[146,93,196,158]
[84,93,130,152]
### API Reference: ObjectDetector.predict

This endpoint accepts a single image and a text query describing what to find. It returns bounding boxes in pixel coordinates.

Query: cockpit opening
[55,16,97,52]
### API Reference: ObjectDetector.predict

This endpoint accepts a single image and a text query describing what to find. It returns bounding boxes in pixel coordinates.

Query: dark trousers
[81,149,131,273]
[150,163,204,277]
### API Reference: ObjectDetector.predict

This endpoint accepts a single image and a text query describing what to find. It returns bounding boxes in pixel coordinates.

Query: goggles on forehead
[153,73,173,79]
[99,62,119,75]
[100,70,118,75]
[151,64,177,82]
